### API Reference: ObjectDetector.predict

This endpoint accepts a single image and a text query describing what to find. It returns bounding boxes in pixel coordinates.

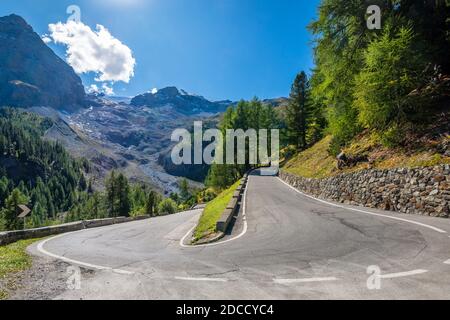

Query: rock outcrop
[0,14,86,111]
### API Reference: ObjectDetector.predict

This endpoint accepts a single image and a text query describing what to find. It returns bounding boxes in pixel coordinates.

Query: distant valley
[0,14,287,194]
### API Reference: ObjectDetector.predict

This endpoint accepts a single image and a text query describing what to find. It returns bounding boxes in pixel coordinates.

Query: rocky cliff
[0,14,86,111]
[131,86,230,115]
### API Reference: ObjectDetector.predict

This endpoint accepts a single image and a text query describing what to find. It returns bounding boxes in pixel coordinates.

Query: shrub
[157,198,177,215]
[379,124,404,148]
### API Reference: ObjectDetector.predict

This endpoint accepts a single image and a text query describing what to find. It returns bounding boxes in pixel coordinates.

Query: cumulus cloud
[87,83,115,96]
[41,35,52,44]
[101,83,115,96]
[87,84,100,94]
[46,21,136,83]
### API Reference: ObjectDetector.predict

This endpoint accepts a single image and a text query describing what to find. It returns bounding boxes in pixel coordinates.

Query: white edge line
[277,177,447,234]
[174,276,228,282]
[37,232,134,275]
[274,277,339,284]
[444,259,450,265]
[179,178,249,248]
[379,269,428,279]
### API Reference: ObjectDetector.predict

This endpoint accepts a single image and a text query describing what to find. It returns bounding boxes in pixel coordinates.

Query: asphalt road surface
[31,170,450,299]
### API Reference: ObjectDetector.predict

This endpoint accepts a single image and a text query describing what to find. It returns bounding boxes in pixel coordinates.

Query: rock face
[280,165,450,218]
[131,86,230,115]
[0,14,86,111]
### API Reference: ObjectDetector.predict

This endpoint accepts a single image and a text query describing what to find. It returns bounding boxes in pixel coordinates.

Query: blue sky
[0,0,320,101]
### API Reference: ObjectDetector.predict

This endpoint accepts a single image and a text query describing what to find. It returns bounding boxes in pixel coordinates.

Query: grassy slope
[283,136,336,178]
[0,238,41,300]
[194,180,241,241]
[283,133,450,179]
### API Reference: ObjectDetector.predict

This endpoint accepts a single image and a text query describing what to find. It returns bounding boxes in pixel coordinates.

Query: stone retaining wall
[279,165,450,218]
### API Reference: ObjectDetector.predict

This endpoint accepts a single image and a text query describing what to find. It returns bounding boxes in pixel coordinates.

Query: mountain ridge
[0,14,86,112]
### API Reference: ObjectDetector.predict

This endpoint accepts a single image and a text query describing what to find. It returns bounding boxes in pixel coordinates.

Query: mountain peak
[1,14,28,23]
[130,87,228,115]
[0,14,86,111]
[156,86,180,97]
[0,14,32,31]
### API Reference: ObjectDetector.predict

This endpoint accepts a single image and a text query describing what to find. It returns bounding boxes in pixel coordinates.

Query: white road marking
[274,277,339,284]
[179,178,249,248]
[174,276,228,282]
[379,269,428,279]
[444,259,450,265]
[37,232,134,275]
[277,177,447,234]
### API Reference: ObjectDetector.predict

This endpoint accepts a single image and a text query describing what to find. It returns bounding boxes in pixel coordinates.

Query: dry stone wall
[279,165,450,218]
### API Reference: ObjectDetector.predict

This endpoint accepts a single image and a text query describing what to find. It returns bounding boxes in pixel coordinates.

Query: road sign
[17,205,31,218]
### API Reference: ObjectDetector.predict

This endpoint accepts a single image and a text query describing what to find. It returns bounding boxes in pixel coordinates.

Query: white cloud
[101,83,115,96]
[87,83,115,96]
[87,84,100,94]
[46,21,136,83]
[42,35,52,44]
[151,88,158,94]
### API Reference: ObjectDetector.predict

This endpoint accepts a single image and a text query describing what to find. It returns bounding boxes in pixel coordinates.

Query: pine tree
[145,190,157,217]
[106,170,117,217]
[179,179,190,201]
[116,173,130,217]
[3,188,29,230]
[31,202,46,228]
[87,178,94,194]
[79,174,87,191]
[286,71,311,150]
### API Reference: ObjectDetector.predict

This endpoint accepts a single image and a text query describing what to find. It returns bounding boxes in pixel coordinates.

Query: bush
[379,124,404,148]
[327,104,361,156]
[157,198,178,215]
[354,25,428,131]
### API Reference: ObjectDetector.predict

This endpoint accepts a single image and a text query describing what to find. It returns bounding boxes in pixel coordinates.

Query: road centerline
[379,269,428,279]
[174,276,228,282]
[273,277,340,284]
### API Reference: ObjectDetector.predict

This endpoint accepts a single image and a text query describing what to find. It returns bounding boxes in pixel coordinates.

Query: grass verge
[193,180,241,242]
[283,134,450,179]
[0,238,41,300]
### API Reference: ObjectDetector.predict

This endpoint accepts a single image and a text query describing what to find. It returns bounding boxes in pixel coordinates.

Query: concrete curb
[0,215,151,246]
[216,173,249,233]
[181,172,251,246]
[192,231,226,245]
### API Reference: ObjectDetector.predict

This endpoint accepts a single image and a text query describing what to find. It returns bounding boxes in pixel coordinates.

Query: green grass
[283,136,337,178]
[282,133,450,179]
[0,238,41,300]
[193,180,241,242]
